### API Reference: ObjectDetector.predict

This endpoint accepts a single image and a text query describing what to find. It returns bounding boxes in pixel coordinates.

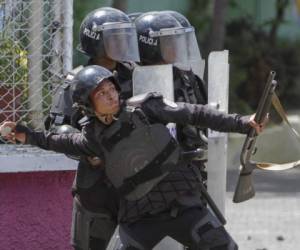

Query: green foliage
[0,38,28,85]
[185,0,300,114]
[225,17,300,113]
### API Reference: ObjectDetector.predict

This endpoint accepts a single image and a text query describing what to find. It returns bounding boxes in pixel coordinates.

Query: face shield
[185,27,201,63]
[97,22,140,62]
[150,27,189,66]
[150,27,203,74]
[186,27,205,78]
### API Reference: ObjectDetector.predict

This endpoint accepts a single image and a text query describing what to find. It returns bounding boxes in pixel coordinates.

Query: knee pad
[191,208,238,250]
[90,216,116,241]
[71,197,116,250]
[118,225,147,250]
[89,236,107,250]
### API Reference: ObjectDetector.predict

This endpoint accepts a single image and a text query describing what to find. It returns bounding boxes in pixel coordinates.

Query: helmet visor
[186,29,204,77]
[186,29,201,62]
[154,28,189,65]
[102,22,140,62]
[151,27,201,70]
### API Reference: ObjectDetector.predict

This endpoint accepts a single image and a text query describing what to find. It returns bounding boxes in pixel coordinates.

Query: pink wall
[0,171,76,250]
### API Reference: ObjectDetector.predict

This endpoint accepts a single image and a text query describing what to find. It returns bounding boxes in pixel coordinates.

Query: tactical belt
[118,137,178,196]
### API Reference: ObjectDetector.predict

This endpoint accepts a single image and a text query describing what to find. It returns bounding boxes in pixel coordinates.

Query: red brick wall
[0,171,76,250]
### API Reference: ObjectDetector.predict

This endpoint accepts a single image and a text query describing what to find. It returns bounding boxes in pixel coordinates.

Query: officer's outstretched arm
[142,97,252,134]
[0,121,25,143]
[0,121,95,157]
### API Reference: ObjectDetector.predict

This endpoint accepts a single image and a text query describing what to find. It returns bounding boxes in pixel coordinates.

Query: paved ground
[109,168,300,250]
[225,168,300,250]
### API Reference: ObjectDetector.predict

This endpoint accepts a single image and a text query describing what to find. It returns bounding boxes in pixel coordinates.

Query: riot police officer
[45,7,140,250]
[134,11,208,198]
[135,10,207,147]
[2,65,265,249]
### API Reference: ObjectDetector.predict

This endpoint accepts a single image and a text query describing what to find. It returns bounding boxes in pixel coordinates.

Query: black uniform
[21,94,250,250]
[45,61,133,250]
[172,67,208,198]
[48,6,140,249]
[70,62,134,250]
[173,67,207,149]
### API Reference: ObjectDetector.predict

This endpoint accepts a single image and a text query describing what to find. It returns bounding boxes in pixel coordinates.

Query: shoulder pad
[126,92,163,107]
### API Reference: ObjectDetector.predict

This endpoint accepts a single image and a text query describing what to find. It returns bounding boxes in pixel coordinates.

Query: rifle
[233,71,278,203]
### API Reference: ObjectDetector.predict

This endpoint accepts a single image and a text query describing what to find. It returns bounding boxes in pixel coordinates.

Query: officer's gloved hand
[0,121,26,144]
[248,113,269,134]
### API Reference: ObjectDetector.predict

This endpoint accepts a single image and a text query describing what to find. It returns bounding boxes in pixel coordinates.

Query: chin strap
[96,113,118,125]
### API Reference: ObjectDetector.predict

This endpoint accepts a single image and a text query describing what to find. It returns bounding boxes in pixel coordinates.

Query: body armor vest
[99,106,180,201]
[115,96,205,223]
[173,67,207,105]
[118,162,204,223]
[49,81,74,125]
[173,67,208,151]
[47,68,82,128]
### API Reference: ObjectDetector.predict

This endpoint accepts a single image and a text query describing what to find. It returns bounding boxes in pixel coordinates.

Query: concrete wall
[0,171,75,250]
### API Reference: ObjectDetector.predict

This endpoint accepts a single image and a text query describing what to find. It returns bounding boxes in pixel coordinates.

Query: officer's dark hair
[134,11,183,65]
[72,65,120,115]
[78,7,131,58]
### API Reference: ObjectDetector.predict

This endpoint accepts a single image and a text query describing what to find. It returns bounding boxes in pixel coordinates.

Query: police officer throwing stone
[1,65,265,250]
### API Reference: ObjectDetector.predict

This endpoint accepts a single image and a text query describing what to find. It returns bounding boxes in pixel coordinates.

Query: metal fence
[0,0,73,144]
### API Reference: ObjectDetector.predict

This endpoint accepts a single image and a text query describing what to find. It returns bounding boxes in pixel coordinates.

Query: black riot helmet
[135,11,201,70]
[72,65,120,115]
[161,10,191,28]
[78,7,140,62]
